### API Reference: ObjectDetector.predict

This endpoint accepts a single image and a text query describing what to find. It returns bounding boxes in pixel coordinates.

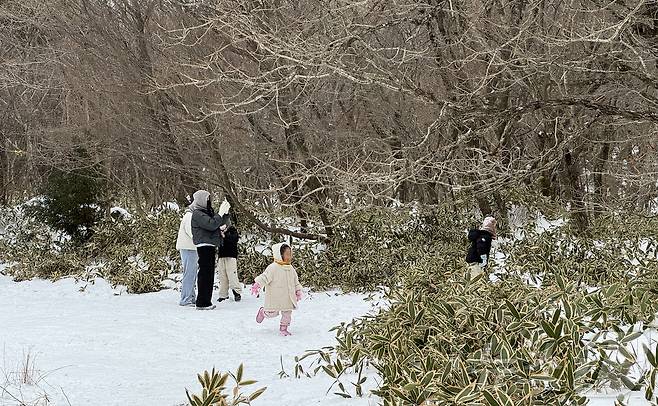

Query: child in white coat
[250,243,302,336]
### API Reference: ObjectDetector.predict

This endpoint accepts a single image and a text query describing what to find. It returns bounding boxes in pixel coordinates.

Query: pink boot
[279,325,292,336]
[256,307,265,324]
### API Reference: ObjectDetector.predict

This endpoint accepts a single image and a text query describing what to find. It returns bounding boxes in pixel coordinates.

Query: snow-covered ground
[2,275,655,406]
[0,276,378,406]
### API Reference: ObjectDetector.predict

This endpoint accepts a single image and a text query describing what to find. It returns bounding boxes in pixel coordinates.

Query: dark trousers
[196,246,216,307]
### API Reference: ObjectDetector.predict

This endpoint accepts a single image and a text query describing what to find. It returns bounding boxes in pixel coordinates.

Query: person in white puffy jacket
[250,243,303,336]
[175,207,197,306]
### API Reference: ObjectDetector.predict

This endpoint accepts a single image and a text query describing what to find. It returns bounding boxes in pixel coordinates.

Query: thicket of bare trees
[2,0,657,237]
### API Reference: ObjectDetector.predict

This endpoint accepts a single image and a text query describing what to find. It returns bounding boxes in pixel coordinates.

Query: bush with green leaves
[185,364,266,406]
[237,206,476,292]
[1,207,180,293]
[87,211,180,293]
[498,214,658,286]
[299,216,658,405]
[29,158,107,243]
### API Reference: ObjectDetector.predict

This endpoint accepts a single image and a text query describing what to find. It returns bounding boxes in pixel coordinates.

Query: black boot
[217,297,228,303]
[233,290,242,302]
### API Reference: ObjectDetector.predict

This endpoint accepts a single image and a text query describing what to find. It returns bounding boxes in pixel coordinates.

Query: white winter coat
[255,243,302,311]
[175,211,196,251]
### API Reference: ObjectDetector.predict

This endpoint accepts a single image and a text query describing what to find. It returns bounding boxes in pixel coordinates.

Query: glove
[295,289,303,302]
[250,283,261,296]
[218,199,231,217]
[480,254,488,268]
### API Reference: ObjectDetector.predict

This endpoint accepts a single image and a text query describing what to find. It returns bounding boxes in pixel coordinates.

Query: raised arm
[194,211,224,232]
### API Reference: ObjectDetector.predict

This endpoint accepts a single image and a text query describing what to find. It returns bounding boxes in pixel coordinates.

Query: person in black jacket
[190,190,231,310]
[216,226,242,303]
[466,216,497,278]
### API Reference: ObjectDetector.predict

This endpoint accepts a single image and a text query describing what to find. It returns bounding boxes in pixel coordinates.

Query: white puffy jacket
[175,211,196,251]
[255,243,303,311]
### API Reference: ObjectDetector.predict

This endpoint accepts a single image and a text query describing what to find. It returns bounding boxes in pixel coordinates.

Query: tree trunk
[0,143,7,205]
[592,141,610,216]
[131,4,194,205]
[562,150,589,233]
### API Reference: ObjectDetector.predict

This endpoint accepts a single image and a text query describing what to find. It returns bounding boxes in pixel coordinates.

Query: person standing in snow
[466,216,497,279]
[175,206,198,306]
[216,225,242,303]
[250,243,303,336]
[190,190,231,310]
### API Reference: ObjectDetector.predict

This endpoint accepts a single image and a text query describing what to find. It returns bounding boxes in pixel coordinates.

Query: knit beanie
[482,216,497,237]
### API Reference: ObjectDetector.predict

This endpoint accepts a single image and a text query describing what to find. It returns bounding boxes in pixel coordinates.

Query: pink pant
[264,310,292,326]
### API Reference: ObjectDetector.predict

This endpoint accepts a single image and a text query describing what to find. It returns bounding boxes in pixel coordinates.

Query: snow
[0,276,377,406]
[160,202,180,212]
[110,207,132,219]
[587,393,649,405]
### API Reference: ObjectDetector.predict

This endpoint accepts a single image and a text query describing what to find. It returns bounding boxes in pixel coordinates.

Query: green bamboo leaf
[496,388,514,406]
[454,383,476,403]
[618,346,637,363]
[248,387,267,402]
[236,363,244,383]
[541,320,555,337]
[420,371,435,387]
[414,308,425,325]
[644,345,657,367]
[482,390,502,406]
[322,366,337,379]
[621,375,639,390]
[531,374,556,382]
[563,300,573,319]
[551,307,561,325]
[403,382,419,392]
[351,350,361,367]
[505,300,521,320]
[408,300,416,321]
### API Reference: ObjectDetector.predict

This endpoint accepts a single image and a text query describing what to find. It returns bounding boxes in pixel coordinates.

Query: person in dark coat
[216,226,242,303]
[190,190,231,310]
[466,216,497,278]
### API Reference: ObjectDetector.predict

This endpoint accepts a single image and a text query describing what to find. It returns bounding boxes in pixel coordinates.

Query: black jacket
[466,229,494,264]
[218,226,239,258]
[191,209,230,247]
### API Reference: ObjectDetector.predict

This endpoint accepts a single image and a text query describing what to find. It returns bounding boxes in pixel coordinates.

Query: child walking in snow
[250,243,303,336]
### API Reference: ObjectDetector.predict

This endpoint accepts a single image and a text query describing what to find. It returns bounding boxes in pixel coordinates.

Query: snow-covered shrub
[303,216,658,405]
[0,205,64,257]
[11,251,86,283]
[2,206,179,293]
[498,214,658,288]
[237,205,475,291]
[88,212,180,293]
